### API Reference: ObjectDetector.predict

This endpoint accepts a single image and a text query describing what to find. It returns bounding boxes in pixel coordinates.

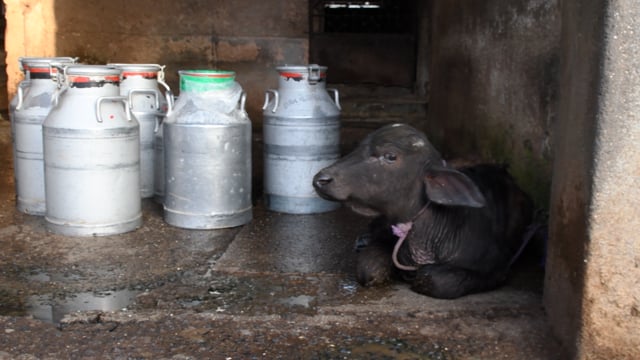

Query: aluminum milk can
[10,56,77,215]
[163,70,252,229]
[42,65,142,236]
[109,63,173,198]
[262,64,341,214]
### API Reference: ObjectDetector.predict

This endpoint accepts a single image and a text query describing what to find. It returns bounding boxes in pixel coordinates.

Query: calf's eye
[383,152,397,162]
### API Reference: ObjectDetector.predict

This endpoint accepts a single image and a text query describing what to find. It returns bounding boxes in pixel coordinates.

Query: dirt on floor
[0,120,562,359]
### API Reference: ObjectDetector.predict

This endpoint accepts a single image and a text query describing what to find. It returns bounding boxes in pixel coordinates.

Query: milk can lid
[65,65,122,77]
[19,56,77,70]
[108,63,163,75]
[275,64,328,82]
[275,64,328,73]
[178,70,236,92]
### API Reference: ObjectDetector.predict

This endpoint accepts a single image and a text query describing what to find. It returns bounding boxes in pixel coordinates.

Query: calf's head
[313,124,486,221]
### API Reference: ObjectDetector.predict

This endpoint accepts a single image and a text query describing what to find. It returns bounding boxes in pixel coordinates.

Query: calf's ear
[423,167,486,208]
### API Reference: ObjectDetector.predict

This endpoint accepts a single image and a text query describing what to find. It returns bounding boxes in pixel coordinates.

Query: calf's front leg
[356,245,394,286]
[355,217,397,286]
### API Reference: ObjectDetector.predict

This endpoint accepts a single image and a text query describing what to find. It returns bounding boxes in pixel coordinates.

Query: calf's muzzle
[312,171,335,199]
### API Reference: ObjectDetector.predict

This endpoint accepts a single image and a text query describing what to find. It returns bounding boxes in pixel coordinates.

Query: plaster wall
[4,0,309,123]
[545,0,640,358]
[427,0,560,208]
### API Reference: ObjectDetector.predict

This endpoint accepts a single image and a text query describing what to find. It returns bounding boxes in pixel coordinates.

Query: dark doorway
[309,0,418,88]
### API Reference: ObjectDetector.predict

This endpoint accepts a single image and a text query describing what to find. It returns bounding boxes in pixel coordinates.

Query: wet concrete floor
[0,120,562,359]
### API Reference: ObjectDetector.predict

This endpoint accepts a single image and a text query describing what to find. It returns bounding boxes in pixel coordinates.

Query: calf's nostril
[313,173,333,188]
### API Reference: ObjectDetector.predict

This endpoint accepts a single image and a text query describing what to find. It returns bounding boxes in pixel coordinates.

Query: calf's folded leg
[411,264,507,299]
[356,245,394,287]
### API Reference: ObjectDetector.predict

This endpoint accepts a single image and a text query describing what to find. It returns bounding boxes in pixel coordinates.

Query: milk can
[108,63,173,198]
[262,64,341,214]
[10,56,77,215]
[163,70,252,229]
[42,65,142,236]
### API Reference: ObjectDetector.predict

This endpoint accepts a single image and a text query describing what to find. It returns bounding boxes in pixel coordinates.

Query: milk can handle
[128,89,163,132]
[308,64,321,84]
[238,91,247,111]
[157,70,175,114]
[327,88,341,110]
[164,89,175,115]
[15,83,26,110]
[49,58,78,80]
[262,89,279,113]
[156,89,175,133]
[128,89,161,111]
[50,84,68,108]
[96,96,131,123]
[51,64,67,88]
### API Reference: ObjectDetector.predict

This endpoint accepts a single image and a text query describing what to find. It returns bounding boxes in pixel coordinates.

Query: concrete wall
[4,0,309,124]
[545,0,640,358]
[428,1,640,356]
[427,0,560,208]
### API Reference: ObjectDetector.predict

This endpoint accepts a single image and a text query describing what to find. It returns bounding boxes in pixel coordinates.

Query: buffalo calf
[313,124,533,299]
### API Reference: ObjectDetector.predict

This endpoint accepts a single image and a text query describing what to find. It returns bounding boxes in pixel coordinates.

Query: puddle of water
[279,294,315,308]
[27,289,139,324]
[26,270,83,283]
[349,343,447,360]
[347,338,451,360]
[339,279,359,296]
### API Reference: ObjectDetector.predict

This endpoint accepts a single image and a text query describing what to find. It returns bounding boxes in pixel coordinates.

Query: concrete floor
[0,119,562,359]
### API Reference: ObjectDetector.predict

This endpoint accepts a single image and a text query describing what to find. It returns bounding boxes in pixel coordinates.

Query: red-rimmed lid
[108,64,163,79]
[121,71,158,78]
[19,56,77,69]
[65,65,122,85]
[20,57,77,78]
[276,64,328,82]
[67,74,121,83]
[24,65,63,81]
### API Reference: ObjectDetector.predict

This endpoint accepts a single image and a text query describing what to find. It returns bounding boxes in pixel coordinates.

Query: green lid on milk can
[179,70,236,92]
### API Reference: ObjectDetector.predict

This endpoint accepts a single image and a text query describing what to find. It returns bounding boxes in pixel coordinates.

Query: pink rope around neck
[390,202,430,271]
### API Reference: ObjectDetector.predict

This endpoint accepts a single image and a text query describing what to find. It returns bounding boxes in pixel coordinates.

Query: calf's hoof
[356,247,392,287]
[354,233,372,252]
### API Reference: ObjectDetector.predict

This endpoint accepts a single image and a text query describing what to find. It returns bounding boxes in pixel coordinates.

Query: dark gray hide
[313,123,533,299]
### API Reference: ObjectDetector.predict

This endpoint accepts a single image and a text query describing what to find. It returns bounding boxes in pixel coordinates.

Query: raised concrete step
[332,84,428,127]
